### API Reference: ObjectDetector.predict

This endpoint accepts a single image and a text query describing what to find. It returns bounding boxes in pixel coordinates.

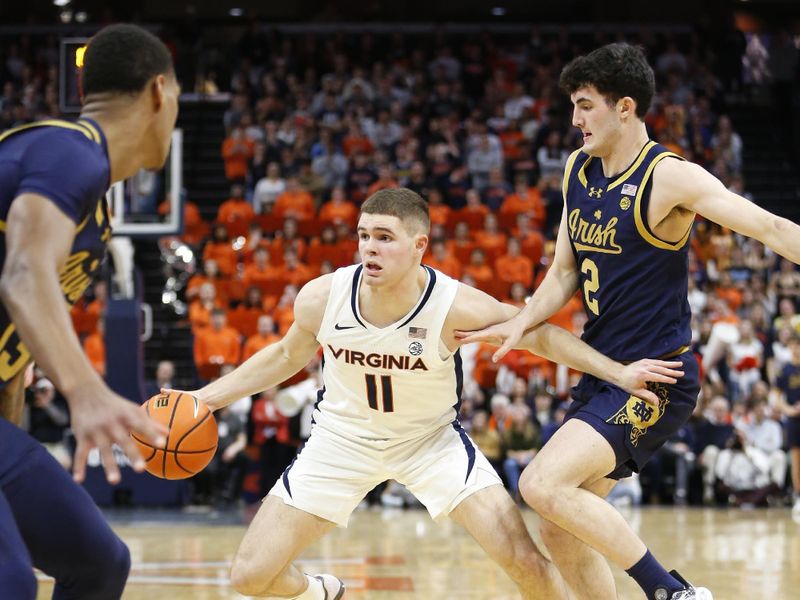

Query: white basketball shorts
[268,421,501,526]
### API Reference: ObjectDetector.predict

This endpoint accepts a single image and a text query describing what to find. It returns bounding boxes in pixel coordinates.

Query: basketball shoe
[662,570,713,600]
[309,573,345,599]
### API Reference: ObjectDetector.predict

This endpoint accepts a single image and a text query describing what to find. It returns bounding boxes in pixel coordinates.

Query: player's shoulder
[12,120,108,180]
[651,154,715,198]
[293,273,336,329]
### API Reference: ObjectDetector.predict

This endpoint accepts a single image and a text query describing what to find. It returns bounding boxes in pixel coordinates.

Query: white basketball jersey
[314,264,461,443]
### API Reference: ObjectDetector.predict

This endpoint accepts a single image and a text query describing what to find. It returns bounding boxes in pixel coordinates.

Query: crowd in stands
[3,23,800,510]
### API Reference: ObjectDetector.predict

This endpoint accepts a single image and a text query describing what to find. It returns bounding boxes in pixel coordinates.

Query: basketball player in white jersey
[189,188,684,600]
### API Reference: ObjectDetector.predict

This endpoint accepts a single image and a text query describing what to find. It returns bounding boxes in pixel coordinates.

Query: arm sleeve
[17,134,108,225]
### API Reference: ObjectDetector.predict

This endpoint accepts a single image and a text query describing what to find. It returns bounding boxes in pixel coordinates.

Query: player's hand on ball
[69,385,168,485]
[616,359,684,407]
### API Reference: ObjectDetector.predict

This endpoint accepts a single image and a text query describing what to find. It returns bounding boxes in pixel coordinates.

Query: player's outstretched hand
[70,387,167,485]
[616,359,684,407]
[454,316,527,363]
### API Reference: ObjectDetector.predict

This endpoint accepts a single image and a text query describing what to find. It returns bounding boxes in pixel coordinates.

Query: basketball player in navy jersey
[459,43,800,600]
[0,24,174,598]
[186,187,684,600]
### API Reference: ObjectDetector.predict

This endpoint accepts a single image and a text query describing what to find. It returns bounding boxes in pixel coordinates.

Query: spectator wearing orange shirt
[242,315,280,363]
[242,247,284,297]
[448,221,477,265]
[499,120,525,162]
[318,186,357,229]
[715,271,743,312]
[274,176,314,223]
[426,188,451,229]
[501,175,545,230]
[82,280,107,336]
[512,213,545,267]
[506,282,529,308]
[194,309,242,380]
[158,192,208,247]
[454,189,490,231]
[83,317,106,376]
[335,221,359,268]
[216,183,255,239]
[341,122,375,157]
[273,285,299,335]
[189,282,223,333]
[366,164,400,198]
[279,249,316,289]
[307,226,343,269]
[426,239,462,281]
[547,293,585,335]
[202,223,238,276]
[221,123,255,182]
[227,286,267,339]
[495,237,534,290]
[186,259,230,306]
[270,218,307,266]
[474,213,508,263]
[464,248,494,294]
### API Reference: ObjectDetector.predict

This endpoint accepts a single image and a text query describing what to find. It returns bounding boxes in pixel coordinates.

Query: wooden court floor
[36,505,800,599]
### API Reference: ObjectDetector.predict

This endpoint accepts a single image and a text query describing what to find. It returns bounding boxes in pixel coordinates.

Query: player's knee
[229,557,272,596]
[518,469,556,516]
[103,538,131,592]
[0,560,37,600]
[74,537,130,598]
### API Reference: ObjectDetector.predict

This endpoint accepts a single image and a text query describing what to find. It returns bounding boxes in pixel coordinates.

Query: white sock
[289,574,324,600]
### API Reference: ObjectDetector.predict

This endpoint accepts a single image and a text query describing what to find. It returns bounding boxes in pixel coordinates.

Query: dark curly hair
[81,24,174,97]
[559,43,655,119]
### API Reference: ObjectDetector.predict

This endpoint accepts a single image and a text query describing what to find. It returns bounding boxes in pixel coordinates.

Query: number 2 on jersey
[581,258,600,316]
[365,374,394,412]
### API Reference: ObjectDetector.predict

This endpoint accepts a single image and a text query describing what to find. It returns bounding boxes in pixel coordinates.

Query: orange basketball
[131,391,218,480]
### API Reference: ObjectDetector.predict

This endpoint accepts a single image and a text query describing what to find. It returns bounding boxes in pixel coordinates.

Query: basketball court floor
[35,504,799,598]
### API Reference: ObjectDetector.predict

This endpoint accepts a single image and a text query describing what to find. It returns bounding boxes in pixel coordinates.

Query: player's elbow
[0,256,34,309]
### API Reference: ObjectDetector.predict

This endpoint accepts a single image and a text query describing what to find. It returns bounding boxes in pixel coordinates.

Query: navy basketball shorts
[786,416,800,449]
[564,350,700,480]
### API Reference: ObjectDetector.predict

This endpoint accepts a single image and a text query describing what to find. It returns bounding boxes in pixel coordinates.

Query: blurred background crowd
[2,2,800,512]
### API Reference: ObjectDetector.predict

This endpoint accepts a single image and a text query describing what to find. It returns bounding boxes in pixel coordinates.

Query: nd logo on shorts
[606,383,670,446]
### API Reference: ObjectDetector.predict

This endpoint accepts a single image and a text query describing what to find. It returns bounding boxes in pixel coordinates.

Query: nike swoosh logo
[334,323,357,330]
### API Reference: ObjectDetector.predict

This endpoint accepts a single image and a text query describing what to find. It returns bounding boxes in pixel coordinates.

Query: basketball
[131,391,218,480]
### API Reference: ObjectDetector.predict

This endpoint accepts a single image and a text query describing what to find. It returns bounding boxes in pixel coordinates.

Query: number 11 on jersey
[365,374,394,412]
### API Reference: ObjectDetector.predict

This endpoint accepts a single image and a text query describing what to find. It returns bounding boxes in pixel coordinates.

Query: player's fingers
[651,366,684,378]
[72,439,90,483]
[492,341,513,363]
[646,373,678,384]
[128,409,167,447]
[635,390,660,406]
[98,439,121,485]
[118,435,146,473]
[651,360,683,368]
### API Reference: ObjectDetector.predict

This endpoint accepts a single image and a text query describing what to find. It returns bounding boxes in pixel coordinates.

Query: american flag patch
[408,327,427,339]
[621,183,638,196]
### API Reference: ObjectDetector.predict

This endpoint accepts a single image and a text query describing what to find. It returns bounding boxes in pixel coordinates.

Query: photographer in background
[23,378,71,471]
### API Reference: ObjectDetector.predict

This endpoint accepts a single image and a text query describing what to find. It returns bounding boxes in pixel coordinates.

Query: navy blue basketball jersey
[563,141,691,361]
[0,118,112,387]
